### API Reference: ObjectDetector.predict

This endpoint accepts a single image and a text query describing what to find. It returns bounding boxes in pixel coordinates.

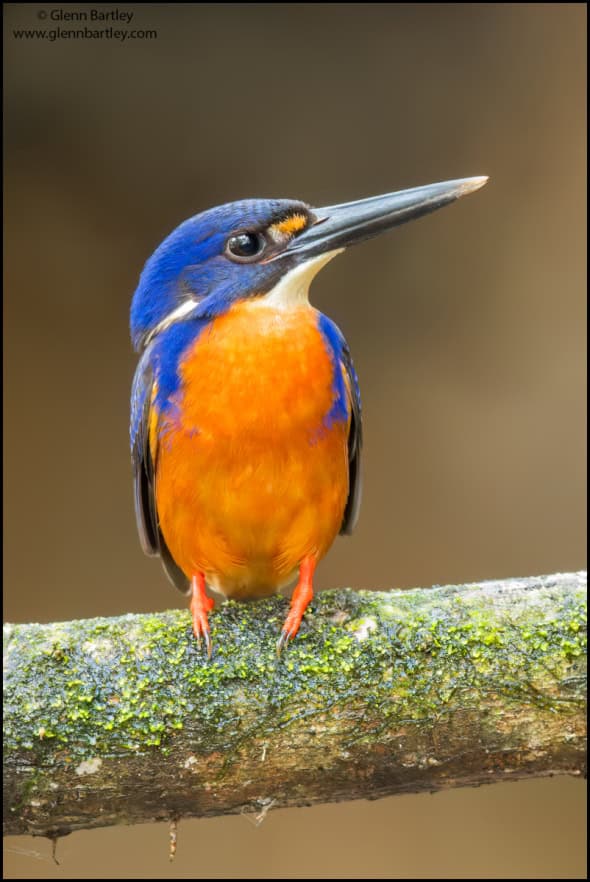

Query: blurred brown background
[4,3,586,878]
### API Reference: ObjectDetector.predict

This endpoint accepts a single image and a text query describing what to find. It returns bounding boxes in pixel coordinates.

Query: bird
[129,176,488,656]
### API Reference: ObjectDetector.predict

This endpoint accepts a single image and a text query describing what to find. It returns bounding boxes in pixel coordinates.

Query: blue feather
[317,313,357,427]
[317,313,363,534]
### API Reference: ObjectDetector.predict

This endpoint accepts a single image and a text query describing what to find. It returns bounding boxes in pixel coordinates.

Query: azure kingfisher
[130,176,488,655]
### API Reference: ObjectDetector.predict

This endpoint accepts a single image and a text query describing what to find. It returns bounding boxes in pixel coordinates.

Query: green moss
[3,581,586,773]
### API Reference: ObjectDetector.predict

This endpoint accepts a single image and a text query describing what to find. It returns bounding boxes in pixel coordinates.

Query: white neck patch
[144,297,197,346]
[260,249,343,309]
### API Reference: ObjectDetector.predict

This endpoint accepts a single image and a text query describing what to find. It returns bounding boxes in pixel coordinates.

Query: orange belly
[153,300,350,599]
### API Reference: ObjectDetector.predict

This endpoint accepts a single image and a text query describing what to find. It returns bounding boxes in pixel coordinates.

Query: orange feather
[152,299,350,599]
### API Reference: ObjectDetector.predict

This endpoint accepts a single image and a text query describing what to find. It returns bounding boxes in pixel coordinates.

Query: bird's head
[130,177,488,351]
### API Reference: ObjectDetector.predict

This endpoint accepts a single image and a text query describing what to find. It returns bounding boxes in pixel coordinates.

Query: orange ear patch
[270,213,308,238]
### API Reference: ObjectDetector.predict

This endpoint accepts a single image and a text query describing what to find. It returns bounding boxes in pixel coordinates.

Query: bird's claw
[194,625,213,659]
[277,613,302,656]
[276,627,294,657]
[190,573,214,658]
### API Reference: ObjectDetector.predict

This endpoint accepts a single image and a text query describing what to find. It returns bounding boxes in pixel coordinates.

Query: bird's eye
[226,232,266,262]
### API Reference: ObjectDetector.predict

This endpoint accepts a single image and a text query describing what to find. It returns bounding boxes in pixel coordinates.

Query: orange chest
[169,300,339,442]
[152,301,350,589]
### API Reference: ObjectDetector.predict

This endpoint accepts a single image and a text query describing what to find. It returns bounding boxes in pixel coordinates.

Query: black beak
[283,176,488,259]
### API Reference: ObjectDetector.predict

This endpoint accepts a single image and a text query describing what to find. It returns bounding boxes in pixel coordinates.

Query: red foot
[277,556,316,655]
[190,572,215,657]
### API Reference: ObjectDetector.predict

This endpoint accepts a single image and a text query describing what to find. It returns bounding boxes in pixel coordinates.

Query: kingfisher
[130,176,487,655]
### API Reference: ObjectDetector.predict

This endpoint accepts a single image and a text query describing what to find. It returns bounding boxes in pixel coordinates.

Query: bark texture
[3,572,586,837]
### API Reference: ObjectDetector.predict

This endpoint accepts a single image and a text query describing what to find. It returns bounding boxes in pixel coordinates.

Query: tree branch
[3,572,586,837]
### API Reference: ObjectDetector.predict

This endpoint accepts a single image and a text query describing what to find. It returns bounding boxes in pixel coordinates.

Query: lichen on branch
[3,572,587,837]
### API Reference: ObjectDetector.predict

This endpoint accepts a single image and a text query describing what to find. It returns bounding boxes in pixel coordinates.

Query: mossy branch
[3,572,586,837]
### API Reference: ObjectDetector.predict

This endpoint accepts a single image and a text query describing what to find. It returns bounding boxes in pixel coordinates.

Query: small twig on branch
[3,572,586,838]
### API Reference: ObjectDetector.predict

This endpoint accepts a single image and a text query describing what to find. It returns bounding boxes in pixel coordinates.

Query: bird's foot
[277,556,316,655]
[190,572,215,658]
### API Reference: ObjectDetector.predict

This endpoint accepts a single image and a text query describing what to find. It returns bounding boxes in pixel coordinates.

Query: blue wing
[130,345,159,555]
[339,340,363,535]
[130,344,189,592]
[317,314,363,535]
